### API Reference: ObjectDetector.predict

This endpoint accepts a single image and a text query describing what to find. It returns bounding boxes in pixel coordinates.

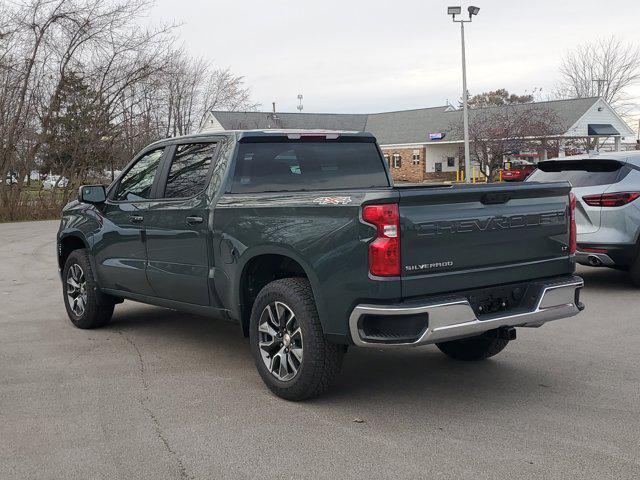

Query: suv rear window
[527,159,628,187]
[230,140,389,193]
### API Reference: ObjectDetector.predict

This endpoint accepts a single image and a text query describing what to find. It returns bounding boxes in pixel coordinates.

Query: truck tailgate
[398,182,573,299]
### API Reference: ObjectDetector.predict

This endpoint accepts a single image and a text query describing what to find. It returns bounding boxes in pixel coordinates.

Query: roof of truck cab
[145,129,374,148]
[235,129,373,138]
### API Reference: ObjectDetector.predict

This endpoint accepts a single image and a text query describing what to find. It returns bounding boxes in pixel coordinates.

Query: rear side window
[528,159,628,187]
[163,143,216,198]
[231,140,389,193]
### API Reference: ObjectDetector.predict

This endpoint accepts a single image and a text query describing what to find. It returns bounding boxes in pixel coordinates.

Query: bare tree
[0,0,175,209]
[161,51,256,137]
[0,0,255,221]
[555,37,640,115]
[466,88,536,109]
[452,105,560,182]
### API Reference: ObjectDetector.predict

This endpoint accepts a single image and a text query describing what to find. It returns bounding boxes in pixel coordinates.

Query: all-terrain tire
[62,249,114,329]
[249,277,343,401]
[436,333,509,361]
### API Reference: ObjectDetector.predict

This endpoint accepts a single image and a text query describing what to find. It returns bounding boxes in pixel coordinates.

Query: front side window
[115,148,164,201]
[163,143,217,198]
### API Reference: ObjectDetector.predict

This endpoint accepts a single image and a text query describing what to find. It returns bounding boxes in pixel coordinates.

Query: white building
[202,97,637,182]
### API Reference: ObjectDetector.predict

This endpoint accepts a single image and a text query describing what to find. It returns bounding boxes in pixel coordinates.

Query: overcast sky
[151,0,640,121]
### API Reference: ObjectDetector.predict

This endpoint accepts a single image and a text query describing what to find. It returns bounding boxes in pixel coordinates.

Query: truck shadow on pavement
[106,303,560,409]
[330,347,550,405]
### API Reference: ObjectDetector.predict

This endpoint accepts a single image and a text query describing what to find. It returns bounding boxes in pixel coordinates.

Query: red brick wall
[381,147,425,183]
[424,171,456,182]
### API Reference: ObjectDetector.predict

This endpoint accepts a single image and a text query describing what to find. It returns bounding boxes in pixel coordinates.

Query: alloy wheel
[258,301,303,381]
[66,264,87,317]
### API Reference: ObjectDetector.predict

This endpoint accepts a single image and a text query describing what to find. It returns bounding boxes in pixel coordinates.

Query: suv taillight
[569,192,577,255]
[362,203,400,276]
[582,192,640,207]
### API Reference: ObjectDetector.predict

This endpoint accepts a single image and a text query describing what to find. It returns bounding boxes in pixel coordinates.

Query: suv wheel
[63,249,114,329]
[249,278,343,401]
[436,333,509,361]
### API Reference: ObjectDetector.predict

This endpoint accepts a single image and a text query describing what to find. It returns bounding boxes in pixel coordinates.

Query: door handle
[186,216,204,225]
[129,215,144,223]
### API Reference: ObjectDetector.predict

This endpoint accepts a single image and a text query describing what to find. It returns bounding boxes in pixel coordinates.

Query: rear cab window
[230,137,390,193]
[528,159,629,187]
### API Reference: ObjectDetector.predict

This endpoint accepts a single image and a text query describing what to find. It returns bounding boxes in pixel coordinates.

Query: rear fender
[231,245,325,329]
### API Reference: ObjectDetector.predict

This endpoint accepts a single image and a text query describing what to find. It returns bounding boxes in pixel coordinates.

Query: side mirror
[79,185,106,204]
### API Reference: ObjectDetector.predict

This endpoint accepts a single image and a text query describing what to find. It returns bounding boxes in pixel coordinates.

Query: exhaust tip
[588,255,602,267]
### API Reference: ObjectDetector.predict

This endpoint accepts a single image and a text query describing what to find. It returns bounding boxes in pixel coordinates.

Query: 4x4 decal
[313,196,352,205]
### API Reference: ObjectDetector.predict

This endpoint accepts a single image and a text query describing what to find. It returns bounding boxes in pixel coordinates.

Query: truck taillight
[582,192,640,207]
[569,192,577,255]
[362,203,400,276]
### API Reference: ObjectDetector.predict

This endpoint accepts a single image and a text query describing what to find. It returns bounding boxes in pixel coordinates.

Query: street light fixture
[448,5,480,182]
[468,6,480,16]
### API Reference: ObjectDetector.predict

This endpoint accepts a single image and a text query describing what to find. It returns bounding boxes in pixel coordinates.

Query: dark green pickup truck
[57,130,584,400]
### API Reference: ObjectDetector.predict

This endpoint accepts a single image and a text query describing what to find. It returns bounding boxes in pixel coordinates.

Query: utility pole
[460,20,471,183]
[297,94,303,112]
[448,6,480,183]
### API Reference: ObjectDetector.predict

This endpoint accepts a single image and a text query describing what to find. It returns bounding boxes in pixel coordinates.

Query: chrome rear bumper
[349,276,584,348]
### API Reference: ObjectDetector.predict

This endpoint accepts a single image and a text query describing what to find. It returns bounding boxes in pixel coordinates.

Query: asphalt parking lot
[1,220,639,479]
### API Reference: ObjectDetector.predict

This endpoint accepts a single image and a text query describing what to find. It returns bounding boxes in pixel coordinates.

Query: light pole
[448,6,480,183]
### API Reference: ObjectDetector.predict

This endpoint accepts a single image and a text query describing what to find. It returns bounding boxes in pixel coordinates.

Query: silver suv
[528,150,640,284]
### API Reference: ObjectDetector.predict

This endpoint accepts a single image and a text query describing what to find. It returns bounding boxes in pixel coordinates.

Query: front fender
[57,205,103,273]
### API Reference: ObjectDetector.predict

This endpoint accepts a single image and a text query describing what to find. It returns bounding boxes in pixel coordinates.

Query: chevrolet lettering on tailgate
[417,211,566,236]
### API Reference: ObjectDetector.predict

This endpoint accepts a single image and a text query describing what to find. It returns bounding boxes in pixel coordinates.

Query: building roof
[207,97,608,145]
[367,97,600,145]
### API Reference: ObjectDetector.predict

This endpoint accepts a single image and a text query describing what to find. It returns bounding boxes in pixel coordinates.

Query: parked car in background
[527,151,640,284]
[501,163,536,182]
[5,172,18,185]
[43,175,69,190]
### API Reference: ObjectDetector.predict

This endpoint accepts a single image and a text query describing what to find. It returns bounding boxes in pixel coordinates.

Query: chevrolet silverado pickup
[57,130,584,400]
